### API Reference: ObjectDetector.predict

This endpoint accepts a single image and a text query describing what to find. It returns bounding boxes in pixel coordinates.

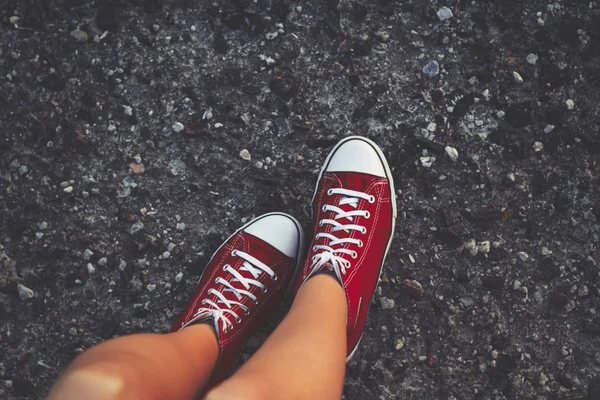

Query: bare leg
[206,274,347,400]
[47,324,218,400]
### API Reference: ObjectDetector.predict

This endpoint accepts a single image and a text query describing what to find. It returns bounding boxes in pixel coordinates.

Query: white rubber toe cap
[325,137,386,177]
[244,214,302,259]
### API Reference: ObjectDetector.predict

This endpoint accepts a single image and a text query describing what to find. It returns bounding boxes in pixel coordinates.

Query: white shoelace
[193,250,276,333]
[308,188,375,280]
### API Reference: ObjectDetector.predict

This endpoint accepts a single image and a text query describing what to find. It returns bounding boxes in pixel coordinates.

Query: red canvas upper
[171,230,296,388]
[293,171,394,358]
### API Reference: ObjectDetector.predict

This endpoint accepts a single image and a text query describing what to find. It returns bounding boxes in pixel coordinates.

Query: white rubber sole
[310,135,397,362]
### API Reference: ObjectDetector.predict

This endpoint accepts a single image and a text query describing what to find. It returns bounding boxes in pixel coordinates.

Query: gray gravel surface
[2,0,600,399]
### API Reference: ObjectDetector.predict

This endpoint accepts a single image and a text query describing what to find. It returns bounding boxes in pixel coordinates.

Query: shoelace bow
[309,188,375,280]
[194,250,276,332]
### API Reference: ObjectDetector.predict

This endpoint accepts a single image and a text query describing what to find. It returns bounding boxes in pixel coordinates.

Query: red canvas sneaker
[171,212,304,388]
[293,136,397,360]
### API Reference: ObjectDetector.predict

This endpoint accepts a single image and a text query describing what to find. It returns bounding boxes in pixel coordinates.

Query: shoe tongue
[184,310,221,339]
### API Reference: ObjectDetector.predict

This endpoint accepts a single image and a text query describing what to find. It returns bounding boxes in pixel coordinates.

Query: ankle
[294,273,347,318]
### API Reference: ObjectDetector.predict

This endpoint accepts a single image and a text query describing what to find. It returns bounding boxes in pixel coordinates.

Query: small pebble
[83,249,94,260]
[482,89,491,101]
[70,29,88,42]
[68,327,78,336]
[380,297,395,309]
[445,146,459,162]
[18,165,28,176]
[513,71,524,83]
[123,105,133,116]
[526,53,538,65]
[478,241,491,254]
[175,272,184,283]
[172,122,185,133]
[422,60,440,77]
[375,31,390,42]
[565,99,575,110]
[167,242,176,252]
[513,280,522,290]
[544,124,555,134]
[437,6,454,21]
[518,251,529,261]
[239,149,252,161]
[464,239,478,256]
[162,251,171,259]
[87,263,96,274]
[533,141,543,152]
[97,257,108,267]
[17,284,35,301]
[395,338,405,350]
[496,110,506,118]
[118,260,127,271]
[426,122,437,132]
[504,172,516,185]
[402,279,424,298]
[35,232,44,240]
[63,186,74,193]
[9,16,20,25]
[147,284,157,292]
[176,222,186,231]
[130,221,144,234]
[39,221,48,230]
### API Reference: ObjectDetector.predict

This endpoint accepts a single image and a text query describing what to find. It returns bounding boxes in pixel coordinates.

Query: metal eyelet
[368,195,376,203]
[231,250,238,256]
[361,227,367,234]
[273,274,278,281]
[254,299,259,305]
[358,240,363,248]
[262,287,268,293]
[351,251,358,259]
[214,278,219,283]
[222,264,229,271]
[318,221,324,226]
[313,246,318,251]
[327,189,334,195]
[235,316,242,324]
[322,205,327,212]
[364,211,370,219]
[201,299,208,304]
[245,309,251,316]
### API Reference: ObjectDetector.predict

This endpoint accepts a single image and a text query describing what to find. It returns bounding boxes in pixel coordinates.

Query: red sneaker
[171,212,304,388]
[293,136,397,360]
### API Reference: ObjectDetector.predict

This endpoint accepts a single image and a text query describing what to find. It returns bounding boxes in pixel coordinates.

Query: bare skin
[46,324,219,400]
[207,274,347,400]
[47,274,347,400]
